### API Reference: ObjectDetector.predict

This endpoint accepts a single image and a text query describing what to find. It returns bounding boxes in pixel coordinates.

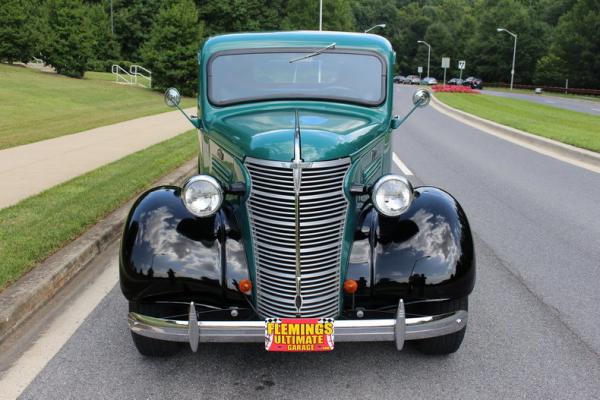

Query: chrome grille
[246,157,350,318]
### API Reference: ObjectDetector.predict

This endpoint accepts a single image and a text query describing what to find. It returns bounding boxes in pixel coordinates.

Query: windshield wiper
[289,43,336,63]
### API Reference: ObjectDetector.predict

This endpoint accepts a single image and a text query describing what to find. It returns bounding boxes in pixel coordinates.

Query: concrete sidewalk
[0,108,195,209]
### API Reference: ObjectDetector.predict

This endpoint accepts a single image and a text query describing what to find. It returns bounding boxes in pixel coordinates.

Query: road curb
[0,160,196,344]
[430,94,600,172]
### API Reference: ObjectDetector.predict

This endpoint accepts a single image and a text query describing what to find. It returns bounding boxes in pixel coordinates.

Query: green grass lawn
[0,130,197,291]
[0,64,196,150]
[436,93,600,152]
[485,87,600,103]
[84,71,118,82]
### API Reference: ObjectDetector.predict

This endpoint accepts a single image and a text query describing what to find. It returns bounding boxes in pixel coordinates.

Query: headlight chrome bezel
[181,175,223,217]
[371,174,414,217]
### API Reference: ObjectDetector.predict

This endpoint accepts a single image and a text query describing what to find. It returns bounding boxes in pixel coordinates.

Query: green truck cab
[120,31,475,356]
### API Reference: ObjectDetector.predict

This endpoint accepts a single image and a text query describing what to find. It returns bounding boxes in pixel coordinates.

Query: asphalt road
[3,85,600,399]
[482,89,600,115]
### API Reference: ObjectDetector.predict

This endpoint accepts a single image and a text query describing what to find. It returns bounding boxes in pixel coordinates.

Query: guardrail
[487,82,600,97]
[111,64,152,88]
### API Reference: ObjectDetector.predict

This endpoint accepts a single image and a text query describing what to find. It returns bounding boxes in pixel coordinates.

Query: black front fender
[346,186,476,308]
[119,186,250,307]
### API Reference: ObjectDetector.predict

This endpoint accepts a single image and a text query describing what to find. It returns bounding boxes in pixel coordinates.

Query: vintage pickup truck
[120,31,475,356]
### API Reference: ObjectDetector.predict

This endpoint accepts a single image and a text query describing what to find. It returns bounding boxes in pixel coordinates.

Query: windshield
[207,50,386,106]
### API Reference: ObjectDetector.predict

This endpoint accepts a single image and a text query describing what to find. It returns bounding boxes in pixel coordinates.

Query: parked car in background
[420,77,438,85]
[448,78,463,85]
[393,75,405,83]
[406,75,420,85]
[121,31,475,357]
[462,77,483,89]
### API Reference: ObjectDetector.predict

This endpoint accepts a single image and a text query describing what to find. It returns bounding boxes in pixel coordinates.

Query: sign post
[418,66,423,79]
[458,60,466,82]
[441,57,450,85]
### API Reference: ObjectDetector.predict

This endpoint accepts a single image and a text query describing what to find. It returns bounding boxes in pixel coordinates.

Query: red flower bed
[432,85,480,93]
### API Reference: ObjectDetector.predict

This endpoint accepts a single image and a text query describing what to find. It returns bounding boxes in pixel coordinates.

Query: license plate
[265,318,334,352]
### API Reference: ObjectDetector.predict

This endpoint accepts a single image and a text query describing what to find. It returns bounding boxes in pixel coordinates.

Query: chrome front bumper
[128,300,468,352]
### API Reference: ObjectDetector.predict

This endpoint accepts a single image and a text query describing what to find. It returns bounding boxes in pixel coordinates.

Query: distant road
[482,89,600,115]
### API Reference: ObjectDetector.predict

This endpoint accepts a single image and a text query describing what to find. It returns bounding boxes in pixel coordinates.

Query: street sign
[441,57,450,85]
[418,66,423,73]
[458,60,466,81]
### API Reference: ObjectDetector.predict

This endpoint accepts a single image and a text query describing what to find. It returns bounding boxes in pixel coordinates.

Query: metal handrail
[111,64,134,85]
[129,64,152,88]
[111,64,152,88]
[130,64,151,76]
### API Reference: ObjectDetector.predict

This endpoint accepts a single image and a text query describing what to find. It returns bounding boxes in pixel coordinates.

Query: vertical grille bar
[246,157,350,318]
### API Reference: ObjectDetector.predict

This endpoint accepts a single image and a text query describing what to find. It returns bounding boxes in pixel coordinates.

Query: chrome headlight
[372,175,413,216]
[182,175,223,217]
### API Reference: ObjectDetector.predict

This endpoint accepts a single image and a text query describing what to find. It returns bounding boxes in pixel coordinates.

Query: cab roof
[200,31,394,58]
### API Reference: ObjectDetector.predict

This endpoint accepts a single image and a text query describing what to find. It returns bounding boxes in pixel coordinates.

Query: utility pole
[319,0,323,31]
[417,40,431,78]
[497,28,518,90]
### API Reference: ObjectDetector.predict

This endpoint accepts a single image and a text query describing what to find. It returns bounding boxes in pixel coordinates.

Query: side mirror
[164,87,181,107]
[412,89,431,108]
[390,89,431,130]
[163,87,201,129]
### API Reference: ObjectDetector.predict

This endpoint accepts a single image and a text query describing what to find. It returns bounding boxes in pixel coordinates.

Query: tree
[531,0,577,26]
[547,0,600,88]
[464,0,550,84]
[141,0,204,95]
[197,0,286,36]
[87,4,120,71]
[113,0,162,61]
[0,0,42,63]
[392,2,431,75]
[44,0,94,78]
[282,0,355,31]
[533,54,568,85]
[420,0,475,78]
[352,0,405,72]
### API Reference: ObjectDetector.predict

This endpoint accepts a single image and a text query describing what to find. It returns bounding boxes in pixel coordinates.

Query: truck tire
[129,302,181,357]
[413,297,468,355]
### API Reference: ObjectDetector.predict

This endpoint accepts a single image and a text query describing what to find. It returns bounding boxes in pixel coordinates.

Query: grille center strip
[293,110,303,316]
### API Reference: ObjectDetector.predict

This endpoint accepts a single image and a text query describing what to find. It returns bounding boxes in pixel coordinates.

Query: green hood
[204,105,387,162]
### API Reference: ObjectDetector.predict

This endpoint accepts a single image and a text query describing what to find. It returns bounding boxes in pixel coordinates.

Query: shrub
[141,0,203,95]
[432,85,480,93]
[533,54,568,86]
[44,0,94,78]
[0,0,42,63]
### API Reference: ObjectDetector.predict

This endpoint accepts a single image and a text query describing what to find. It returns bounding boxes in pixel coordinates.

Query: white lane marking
[392,152,413,176]
[544,100,556,104]
[592,108,600,112]
[0,261,118,400]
